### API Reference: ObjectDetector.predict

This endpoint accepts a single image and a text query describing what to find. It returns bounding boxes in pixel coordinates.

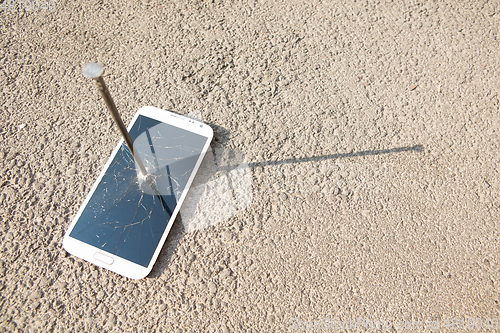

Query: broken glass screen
[69,115,209,267]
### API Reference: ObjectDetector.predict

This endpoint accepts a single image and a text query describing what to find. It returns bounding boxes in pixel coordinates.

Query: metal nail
[82,62,148,176]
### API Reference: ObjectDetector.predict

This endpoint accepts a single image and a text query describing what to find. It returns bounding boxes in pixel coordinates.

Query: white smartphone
[63,106,213,279]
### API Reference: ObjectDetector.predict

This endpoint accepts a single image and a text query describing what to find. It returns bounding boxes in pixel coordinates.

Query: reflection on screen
[70,115,208,267]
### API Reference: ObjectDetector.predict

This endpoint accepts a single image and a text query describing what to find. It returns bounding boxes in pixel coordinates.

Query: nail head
[82,62,104,79]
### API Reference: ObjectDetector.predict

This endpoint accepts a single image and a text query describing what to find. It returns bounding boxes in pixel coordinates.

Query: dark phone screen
[70,115,208,267]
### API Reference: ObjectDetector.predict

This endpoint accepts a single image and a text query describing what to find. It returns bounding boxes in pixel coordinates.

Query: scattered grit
[1,0,499,331]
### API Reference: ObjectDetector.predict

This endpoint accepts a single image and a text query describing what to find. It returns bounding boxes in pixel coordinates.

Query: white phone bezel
[63,106,213,279]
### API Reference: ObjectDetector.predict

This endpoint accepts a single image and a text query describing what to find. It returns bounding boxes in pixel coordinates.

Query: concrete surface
[1,0,500,331]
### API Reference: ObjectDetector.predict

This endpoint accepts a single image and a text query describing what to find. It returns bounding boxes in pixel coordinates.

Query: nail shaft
[83,63,148,176]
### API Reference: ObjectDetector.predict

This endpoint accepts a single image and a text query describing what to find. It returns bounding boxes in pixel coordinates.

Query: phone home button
[94,252,114,265]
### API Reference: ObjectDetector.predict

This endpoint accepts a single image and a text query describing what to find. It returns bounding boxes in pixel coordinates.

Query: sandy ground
[1,0,500,331]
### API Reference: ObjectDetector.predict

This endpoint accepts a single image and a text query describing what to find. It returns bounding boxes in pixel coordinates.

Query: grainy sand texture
[1,0,500,331]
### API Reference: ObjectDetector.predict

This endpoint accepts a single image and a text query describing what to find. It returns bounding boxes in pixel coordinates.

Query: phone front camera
[200,124,203,127]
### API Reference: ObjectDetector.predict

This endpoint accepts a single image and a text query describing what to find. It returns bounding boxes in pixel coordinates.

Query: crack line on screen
[70,122,204,265]
[110,146,181,254]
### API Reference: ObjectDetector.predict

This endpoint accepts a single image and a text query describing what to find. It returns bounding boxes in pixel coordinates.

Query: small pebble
[54,281,67,290]
[96,291,105,301]
[6,150,17,160]
[208,281,217,294]
[29,290,42,300]
[220,268,231,280]
[221,231,233,242]
[39,277,51,288]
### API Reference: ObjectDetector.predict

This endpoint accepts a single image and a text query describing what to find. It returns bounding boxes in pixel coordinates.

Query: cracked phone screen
[69,115,209,267]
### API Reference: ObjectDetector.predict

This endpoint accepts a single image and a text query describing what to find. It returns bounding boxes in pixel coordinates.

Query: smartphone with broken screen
[63,106,213,279]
